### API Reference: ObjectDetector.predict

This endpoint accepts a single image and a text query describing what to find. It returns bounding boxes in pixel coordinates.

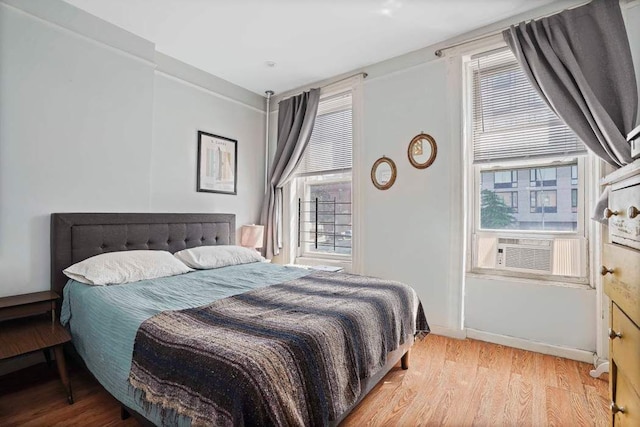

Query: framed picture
[197,131,237,195]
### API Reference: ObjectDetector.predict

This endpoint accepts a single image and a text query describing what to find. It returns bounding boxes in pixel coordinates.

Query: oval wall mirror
[408,133,437,169]
[371,156,397,190]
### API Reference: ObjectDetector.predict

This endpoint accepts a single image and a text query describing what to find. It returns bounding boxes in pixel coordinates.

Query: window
[297,173,352,256]
[494,170,518,188]
[529,167,557,187]
[295,91,353,259]
[479,163,576,231]
[530,190,558,214]
[470,48,586,164]
[467,47,589,281]
[496,191,518,213]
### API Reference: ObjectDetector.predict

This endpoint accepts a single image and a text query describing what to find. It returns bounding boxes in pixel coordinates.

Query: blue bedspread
[61,262,310,426]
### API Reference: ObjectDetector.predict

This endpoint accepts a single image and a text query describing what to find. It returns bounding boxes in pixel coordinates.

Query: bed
[51,213,428,426]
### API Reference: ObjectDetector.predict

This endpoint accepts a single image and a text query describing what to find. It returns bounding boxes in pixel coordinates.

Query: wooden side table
[0,291,73,404]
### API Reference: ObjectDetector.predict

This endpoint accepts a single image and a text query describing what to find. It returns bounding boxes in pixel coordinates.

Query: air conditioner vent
[504,246,551,272]
[498,238,519,245]
[496,238,553,274]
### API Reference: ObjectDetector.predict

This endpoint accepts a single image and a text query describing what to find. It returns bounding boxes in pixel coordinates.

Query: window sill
[466,270,592,290]
[476,230,582,237]
[295,256,352,273]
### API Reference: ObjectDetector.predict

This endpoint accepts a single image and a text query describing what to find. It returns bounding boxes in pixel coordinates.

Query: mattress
[61,262,311,426]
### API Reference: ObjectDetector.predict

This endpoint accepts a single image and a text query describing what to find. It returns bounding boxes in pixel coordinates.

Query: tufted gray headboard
[50,213,236,299]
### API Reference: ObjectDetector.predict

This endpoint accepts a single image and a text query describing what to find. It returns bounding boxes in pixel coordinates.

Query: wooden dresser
[602,160,640,426]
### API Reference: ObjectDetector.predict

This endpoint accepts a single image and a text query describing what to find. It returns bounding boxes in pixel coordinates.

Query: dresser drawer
[613,368,640,426]
[608,175,640,250]
[612,303,640,396]
[604,244,640,326]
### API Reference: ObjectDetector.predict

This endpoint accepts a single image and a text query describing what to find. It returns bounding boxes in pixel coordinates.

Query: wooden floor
[342,335,609,426]
[0,334,609,426]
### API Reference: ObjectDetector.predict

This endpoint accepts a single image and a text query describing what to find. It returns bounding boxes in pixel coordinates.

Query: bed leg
[401,349,410,370]
[121,405,131,420]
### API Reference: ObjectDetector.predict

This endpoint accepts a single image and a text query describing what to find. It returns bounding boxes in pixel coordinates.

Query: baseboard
[593,355,609,368]
[466,328,595,363]
[428,325,467,340]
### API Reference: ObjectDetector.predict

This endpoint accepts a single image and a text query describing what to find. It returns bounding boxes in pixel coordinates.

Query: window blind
[296,92,352,176]
[471,48,586,164]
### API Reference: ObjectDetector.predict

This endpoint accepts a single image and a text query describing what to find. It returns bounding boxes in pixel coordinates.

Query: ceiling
[63,0,558,95]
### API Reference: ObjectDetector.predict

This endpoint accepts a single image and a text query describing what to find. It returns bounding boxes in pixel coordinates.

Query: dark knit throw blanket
[128,271,429,426]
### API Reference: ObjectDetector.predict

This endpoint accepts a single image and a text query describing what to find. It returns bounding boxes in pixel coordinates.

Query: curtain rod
[320,72,368,89]
[264,90,274,194]
[434,0,593,57]
[434,31,503,57]
[276,72,368,104]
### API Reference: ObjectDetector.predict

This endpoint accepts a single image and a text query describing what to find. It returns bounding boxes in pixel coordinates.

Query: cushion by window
[63,250,193,286]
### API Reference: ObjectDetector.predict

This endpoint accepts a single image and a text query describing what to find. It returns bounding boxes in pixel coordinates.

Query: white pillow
[174,245,264,269]
[63,250,193,286]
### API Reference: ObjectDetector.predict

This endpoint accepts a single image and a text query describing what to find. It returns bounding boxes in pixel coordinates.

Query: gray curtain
[260,89,320,259]
[503,0,637,168]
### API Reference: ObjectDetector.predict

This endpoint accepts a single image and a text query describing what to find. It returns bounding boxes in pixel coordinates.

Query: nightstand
[0,291,73,404]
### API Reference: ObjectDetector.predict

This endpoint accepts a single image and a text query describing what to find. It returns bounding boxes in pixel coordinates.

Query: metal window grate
[298,198,352,254]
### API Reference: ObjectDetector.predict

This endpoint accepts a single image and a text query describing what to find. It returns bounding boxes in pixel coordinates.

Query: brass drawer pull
[610,402,625,414]
[600,266,614,276]
[628,205,639,219]
[608,328,623,340]
[604,208,619,219]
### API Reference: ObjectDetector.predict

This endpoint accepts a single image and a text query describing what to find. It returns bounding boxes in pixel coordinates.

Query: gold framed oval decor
[407,133,437,169]
[371,156,397,190]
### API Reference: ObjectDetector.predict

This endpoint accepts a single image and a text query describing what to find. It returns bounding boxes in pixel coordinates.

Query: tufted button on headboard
[50,213,235,300]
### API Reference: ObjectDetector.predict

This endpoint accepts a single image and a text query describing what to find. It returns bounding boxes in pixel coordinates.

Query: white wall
[361,61,455,329]
[465,277,596,350]
[150,72,265,230]
[0,1,154,297]
[0,0,266,298]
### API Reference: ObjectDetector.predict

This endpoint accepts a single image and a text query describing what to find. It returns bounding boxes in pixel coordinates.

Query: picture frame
[197,131,238,195]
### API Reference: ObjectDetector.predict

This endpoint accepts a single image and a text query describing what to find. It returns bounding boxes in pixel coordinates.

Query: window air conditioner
[496,238,553,274]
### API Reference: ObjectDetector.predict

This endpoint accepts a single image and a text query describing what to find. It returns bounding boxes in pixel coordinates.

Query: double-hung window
[466,47,589,282]
[294,91,353,261]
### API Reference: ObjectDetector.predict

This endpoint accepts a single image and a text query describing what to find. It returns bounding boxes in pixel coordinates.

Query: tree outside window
[480,189,516,229]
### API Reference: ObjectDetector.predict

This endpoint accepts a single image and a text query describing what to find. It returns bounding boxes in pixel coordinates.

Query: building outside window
[480,166,575,231]
[495,191,518,213]
[530,189,558,214]
[494,170,517,188]
[529,167,557,187]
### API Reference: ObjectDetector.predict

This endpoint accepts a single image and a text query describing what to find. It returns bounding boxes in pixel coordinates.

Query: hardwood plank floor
[0,335,608,426]
[343,336,609,427]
